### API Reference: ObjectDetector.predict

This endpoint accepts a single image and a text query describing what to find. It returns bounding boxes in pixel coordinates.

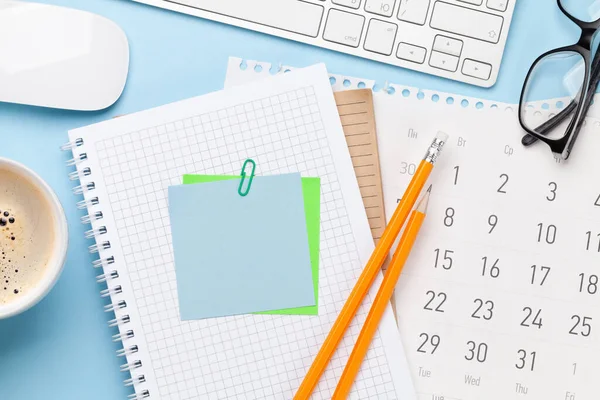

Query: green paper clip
[238,159,256,197]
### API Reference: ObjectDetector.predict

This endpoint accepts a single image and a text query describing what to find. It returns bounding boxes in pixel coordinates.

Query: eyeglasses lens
[521,51,585,140]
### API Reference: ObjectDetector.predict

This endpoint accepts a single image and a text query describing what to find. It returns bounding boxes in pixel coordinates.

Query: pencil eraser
[436,131,449,143]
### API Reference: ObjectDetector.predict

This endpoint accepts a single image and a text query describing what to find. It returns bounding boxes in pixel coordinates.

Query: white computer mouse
[0,0,129,111]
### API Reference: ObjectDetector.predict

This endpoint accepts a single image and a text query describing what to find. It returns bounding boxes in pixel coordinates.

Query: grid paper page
[68,65,414,400]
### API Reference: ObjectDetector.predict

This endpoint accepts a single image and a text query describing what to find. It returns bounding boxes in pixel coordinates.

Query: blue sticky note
[168,173,315,320]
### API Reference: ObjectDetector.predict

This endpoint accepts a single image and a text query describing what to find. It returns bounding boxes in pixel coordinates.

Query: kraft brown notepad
[334,89,386,243]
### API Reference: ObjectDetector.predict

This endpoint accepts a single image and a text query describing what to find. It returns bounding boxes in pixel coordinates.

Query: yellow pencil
[294,132,447,400]
[333,186,431,399]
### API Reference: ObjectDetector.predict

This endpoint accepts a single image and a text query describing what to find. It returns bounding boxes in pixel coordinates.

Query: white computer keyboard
[134,0,516,87]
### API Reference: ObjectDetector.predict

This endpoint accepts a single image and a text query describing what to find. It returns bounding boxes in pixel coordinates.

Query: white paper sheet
[68,64,416,400]
[226,57,600,120]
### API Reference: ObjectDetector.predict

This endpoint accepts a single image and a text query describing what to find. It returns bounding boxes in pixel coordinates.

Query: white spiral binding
[93,256,115,269]
[63,139,150,399]
[60,138,84,151]
[73,182,95,195]
[89,241,111,254]
[128,390,149,400]
[77,197,99,209]
[85,226,107,239]
[124,375,145,387]
[113,330,134,342]
[82,211,103,224]
[96,270,119,283]
[120,360,142,372]
[100,285,122,298]
[104,300,127,313]
[69,167,90,181]
[66,153,87,166]
[117,345,138,357]
[109,314,131,328]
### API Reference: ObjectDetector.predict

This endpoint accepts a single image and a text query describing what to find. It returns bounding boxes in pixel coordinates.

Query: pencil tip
[417,186,431,213]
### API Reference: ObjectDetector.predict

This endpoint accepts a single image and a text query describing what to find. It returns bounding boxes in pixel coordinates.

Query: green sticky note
[183,174,320,316]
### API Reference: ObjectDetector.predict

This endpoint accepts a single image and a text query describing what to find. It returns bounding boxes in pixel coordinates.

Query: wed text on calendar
[388,117,600,400]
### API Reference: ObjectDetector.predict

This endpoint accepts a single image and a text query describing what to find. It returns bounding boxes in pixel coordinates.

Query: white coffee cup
[0,157,68,319]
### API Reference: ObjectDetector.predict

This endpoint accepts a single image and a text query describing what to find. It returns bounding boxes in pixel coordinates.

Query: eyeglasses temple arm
[522,52,600,146]
[566,58,600,154]
[521,102,577,146]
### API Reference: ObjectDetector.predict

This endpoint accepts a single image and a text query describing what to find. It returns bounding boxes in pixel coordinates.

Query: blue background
[0,0,583,398]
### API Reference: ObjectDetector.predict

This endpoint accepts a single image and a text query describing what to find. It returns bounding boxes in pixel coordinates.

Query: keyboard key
[332,0,362,9]
[365,0,396,17]
[364,19,398,55]
[458,0,483,5]
[398,0,430,25]
[462,59,492,80]
[396,42,427,63]
[323,9,365,47]
[487,0,508,12]
[429,51,459,72]
[430,1,503,44]
[433,35,463,57]
[171,0,324,38]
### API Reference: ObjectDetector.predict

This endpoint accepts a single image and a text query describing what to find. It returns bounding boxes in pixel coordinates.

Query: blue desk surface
[0,1,580,398]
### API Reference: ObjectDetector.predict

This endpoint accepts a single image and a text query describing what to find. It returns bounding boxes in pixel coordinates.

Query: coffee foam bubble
[0,168,55,305]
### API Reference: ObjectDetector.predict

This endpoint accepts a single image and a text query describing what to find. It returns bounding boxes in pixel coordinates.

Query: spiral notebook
[64,64,414,400]
[228,58,600,400]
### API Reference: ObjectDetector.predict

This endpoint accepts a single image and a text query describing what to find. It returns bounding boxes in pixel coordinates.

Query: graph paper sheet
[68,64,415,399]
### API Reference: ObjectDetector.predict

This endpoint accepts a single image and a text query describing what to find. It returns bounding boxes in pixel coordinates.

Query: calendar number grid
[392,120,600,400]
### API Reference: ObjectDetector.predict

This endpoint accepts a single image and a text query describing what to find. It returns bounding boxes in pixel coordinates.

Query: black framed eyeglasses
[519,0,600,160]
